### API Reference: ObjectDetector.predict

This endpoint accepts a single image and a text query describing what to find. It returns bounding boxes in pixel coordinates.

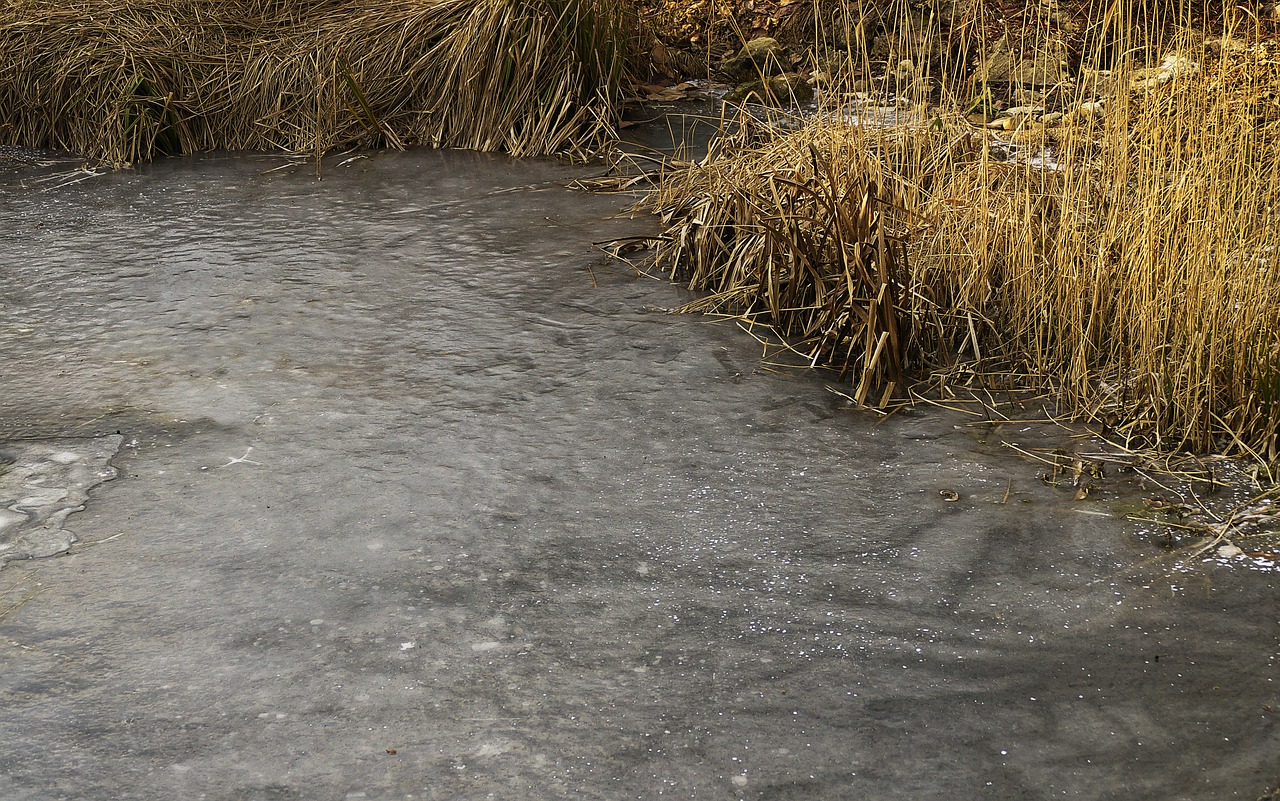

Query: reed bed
[0,0,639,164]
[649,1,1280,461]
[653,114,981,404]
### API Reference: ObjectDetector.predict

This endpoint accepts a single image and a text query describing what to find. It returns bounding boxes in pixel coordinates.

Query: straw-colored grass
[649,1,1280,461]
[653,114,982,404]
[0,0,640,164]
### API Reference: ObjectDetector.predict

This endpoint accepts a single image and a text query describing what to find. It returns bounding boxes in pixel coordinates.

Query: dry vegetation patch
[0,0,641,164]
[645,3,1280,462]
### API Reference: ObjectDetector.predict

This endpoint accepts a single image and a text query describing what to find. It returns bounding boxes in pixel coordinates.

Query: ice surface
[0,436,121,567]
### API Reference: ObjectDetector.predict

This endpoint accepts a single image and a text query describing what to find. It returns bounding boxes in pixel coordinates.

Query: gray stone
[977,33,1069,87]
[722,37,791,81]
[725,72,814,106]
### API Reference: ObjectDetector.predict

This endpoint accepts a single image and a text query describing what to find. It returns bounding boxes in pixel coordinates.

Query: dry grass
[0,0,641,164]
[647,0,1280,462]
[651,112,981,404]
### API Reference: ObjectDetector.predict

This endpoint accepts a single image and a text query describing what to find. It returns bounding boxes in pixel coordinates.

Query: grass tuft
[648,0,1280,461]
[0,0,643,164]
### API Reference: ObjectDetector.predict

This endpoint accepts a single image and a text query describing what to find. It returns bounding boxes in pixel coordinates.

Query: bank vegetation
[646,0,1280,464]
[2,0,1277,465]
[0,0,641,163]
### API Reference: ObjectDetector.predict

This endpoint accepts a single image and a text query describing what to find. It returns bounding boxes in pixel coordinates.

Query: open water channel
[0,144,1276,800]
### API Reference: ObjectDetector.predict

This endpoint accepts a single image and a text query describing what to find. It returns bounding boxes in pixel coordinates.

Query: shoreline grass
[645,0,1280,463]
[0,0,642,164]
[4,0,1277,464]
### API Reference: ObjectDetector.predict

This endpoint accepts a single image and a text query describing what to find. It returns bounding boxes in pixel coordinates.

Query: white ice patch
[0,509,28,532]
[0,435,122,568]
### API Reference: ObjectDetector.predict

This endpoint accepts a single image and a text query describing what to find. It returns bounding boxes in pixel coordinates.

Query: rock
[741,37,783,61]
[890,58,928,96]
[1204,36,1249,57]
[985,105,1047,132]
[977,34,1069,87]
[1001,105,1045,119]
[1129,52,1198,90]
[1059,100,1106,132]
[1004,123,1049,144]
[770,73,814,104]
[725,73,814,106]
[933,0,979,29]
[1078,66,1110,91]
[809,69,834,88]
[1076,99,1105,117]
[1062,99,1104,127]
[1010,87,1047,107]
[722,37,791,81]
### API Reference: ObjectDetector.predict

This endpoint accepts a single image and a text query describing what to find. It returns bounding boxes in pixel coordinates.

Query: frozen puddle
[0,436,121,568]
[0,149,1276,801]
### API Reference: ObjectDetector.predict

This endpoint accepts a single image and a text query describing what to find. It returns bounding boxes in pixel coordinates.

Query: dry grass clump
[0,0,640,164]
[652,114,981,403]
[649,3,1280,461]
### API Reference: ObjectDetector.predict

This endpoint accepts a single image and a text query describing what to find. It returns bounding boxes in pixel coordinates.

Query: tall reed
[650,0,1280,460]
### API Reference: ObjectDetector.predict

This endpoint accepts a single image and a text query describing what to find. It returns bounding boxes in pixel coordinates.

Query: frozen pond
[0,149,1277,800]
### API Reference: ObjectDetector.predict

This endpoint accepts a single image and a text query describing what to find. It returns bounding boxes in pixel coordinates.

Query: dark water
[0,149,1276,801]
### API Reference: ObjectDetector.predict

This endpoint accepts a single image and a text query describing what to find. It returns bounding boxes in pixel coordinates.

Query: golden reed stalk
[650,0,1280,461]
